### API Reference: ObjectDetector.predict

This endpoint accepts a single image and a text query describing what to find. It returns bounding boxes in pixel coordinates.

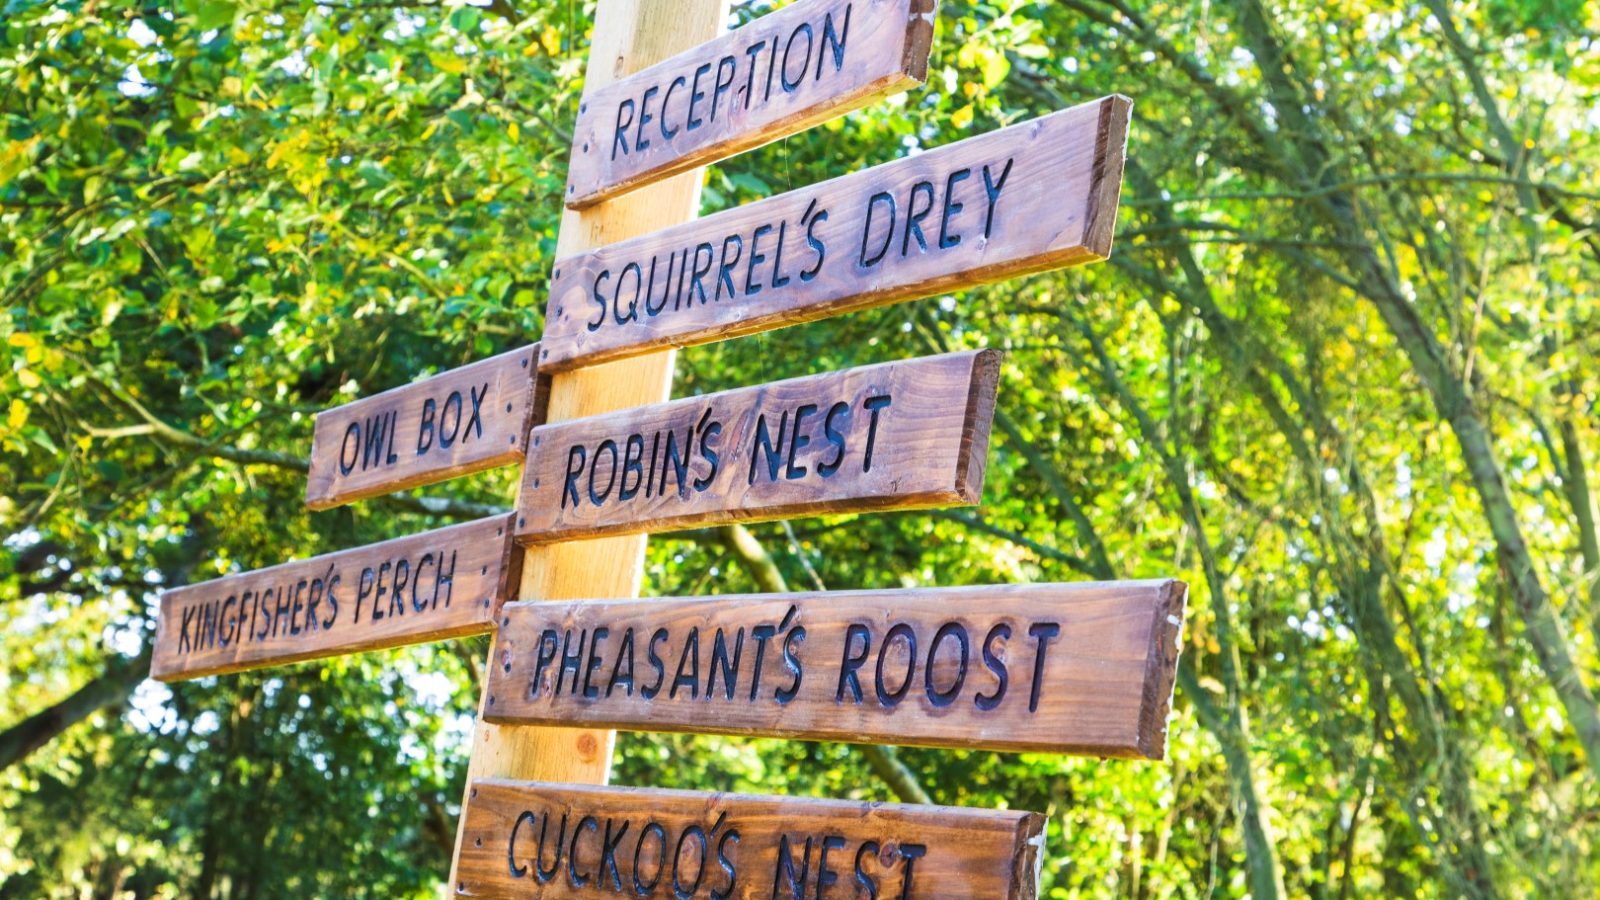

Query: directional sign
[538,95,1130,371]
[305,346,547,510]
[513,350,998,544]
[481,580,1186,758]
[151,514,520,681]
[565,0,936,208]
[455,779,1045,899]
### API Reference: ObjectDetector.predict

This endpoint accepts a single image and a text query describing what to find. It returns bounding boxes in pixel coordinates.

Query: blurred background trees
[2,0,1597,895]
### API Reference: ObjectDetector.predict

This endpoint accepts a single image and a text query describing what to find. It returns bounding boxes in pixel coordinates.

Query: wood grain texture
[149,514,519,682]
[539,94,1131,371]
[565,0,936,209]
[304,346,547,510]
[513,350,999,544]
[481,580,1187,758]
[456,779,1045,899]
[449,0,733,890]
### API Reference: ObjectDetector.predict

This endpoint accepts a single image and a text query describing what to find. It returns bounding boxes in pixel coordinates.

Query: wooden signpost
[151,514,519,681]
[455,780,1046,899]
[482,581,1186,757]
[515,349,998,543]
[565,0,937,208]
[305,345,547,510]
[539,95,1131,371]
[143,0,1168,894]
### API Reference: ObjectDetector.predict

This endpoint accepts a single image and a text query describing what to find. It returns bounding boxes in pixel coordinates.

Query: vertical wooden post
[448,0,730,888]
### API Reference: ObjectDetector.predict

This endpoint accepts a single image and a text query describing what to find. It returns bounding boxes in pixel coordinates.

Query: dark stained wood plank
[305,346,547,510]
[565,0,936,208]
[455,779,1045,899]
[513,350,999,544]
[150,514,520,682]
[480,580,1186,759]
[539,95,1130,371]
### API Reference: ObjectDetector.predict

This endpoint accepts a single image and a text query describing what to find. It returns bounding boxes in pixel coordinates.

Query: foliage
[3,0,1599,897]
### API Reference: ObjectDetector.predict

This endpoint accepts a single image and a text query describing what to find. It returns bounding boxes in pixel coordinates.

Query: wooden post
[447,0,731,889]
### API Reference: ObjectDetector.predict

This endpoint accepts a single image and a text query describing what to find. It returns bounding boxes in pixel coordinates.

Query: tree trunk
[0,649,149,771]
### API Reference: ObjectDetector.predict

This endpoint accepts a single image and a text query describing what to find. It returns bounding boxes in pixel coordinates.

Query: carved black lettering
[642,628,668,699]
[925,622,969,708]
[981,158,1014,239]
[816,835,846,898]
[1027,621,1061,713]
[588,269,611,332]
[556,628,587,696]
[634,821,667,895]
[853,841,880,899]
[748,410,789,485]
[781,24,816,95]
[976,623,1011,711]
[509,810,535,879]
[818,5,851,77]
[687,62,711,131]
[439,392,462,449]
[535,811,567,884]
[901,180,935,256]
[671,627,702,700]
[715,234,743,302]
[898,843,927,898]
[707,628,744,701]
[938,168,971,249]
[875,622,916,707]
[612,99,635,159]
[589,439,620,506]
[710,55,736,121]
[608,627,636,697]
[531,628,560,698]
[745,223,773,296]
[620,433,646,500]
[600,818,630,891]
[568,814,598,888]
[836,623,869,704]
[635,84,659,153]
[583,626,610,699]
[861,395,891,472]
[466,383,486,440]
[859,191,895,267]
[773,835,812,899]
[777,624,805,705]
[340,420,360,474]
[562,444,587,510]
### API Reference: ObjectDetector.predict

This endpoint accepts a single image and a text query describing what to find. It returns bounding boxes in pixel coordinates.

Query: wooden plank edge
[150,616,496,682]
[1084,94,1132,259]
[1134,578,1187,760]
[515,488,974,546]
[953,347,1002,503]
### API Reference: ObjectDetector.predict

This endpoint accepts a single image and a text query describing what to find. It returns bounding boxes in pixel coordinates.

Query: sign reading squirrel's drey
[540,96,1130,371]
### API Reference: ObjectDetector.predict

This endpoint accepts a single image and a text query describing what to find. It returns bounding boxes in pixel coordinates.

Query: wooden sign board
[481,580,1186,758]
[150,514,520,681]
[305,346,547,510]
[565,0,936,208]
[538,95,1130,371]
[514,349,998,544]
[455,779,1045,899]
